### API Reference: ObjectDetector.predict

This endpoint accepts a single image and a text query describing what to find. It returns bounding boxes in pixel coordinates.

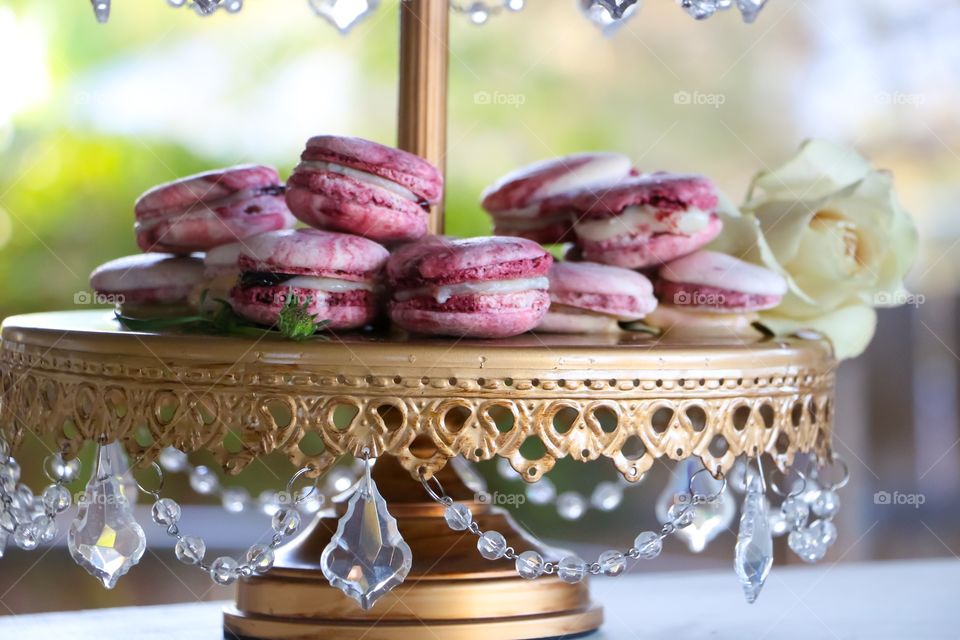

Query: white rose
[709,140,918,359]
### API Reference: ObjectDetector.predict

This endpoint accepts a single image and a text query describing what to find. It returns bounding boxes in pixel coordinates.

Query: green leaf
[276,288,322,341]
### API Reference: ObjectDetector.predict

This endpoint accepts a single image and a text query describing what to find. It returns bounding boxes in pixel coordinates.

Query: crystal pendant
[68,442,146,589]
[678,0,720,20]
[736,0,766,23]
[91,0,110,23]
[734,471,773,604]
[656,458,734,553]
[193,0,222,15]
[308,0,380,34]
[579,0,641,36]
[320,458,412,610]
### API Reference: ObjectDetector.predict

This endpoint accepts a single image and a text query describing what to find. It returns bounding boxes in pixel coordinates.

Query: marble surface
[1,560,956,639]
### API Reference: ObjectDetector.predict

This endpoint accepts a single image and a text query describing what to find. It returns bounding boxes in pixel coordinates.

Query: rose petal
[759,304,877,360]
[748,139,871,202]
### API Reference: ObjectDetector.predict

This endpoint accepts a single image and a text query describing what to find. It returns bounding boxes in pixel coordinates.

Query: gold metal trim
[0,311,836,480]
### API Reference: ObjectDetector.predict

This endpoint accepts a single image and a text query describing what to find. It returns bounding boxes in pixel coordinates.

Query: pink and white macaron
[230,229,389,330]
[554,172,722,268]
[286,136,442,244]
[387,236,552,338]
[91,254,205,317]
[536,261,657,333]
[135,165,296,254]
[190,241,245,312]
[657,251,787,313]
[481,153,633,244]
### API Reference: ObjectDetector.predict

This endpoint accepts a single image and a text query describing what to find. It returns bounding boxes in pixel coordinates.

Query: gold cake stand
[0,310,836,639]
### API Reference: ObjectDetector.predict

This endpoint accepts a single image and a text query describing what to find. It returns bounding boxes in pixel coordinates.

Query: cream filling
[395,277,549,304]
[283,276,375,293]
[574,206,712,242]
[300,161,418,203]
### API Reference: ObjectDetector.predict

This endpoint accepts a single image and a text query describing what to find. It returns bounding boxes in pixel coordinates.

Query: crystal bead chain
[135,461,326,585]
[0,438,80,554]
[456,458,642,521]
[422,467,725,583]
[158,446,354,516]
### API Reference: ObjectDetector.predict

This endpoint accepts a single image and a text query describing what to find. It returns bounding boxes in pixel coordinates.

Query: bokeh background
[1,0,959,615]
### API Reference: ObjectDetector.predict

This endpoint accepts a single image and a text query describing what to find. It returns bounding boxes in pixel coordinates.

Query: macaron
[536,261,657,333]
[135,165,296,254]
[90,254,205,317]
[656,250,787,313]
[230,229,389,330]
[552,172,721,268]
[286,136,442,244]
[387,236,552,338]
[481,152,633,244]
[189,241,244,312]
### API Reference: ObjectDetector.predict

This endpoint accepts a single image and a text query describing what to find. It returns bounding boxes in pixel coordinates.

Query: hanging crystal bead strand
[0,439,80,555]
[656,458,734,553]
[423,460,727,582]
[786,454,847,563]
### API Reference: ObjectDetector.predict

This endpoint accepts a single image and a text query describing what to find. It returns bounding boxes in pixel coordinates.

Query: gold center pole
[398,0,449,234]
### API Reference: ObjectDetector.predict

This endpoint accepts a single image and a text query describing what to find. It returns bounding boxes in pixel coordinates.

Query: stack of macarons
[93,164,297,318]
[89,140,786,339]
[89,136,443,330]
[482,154,787,335]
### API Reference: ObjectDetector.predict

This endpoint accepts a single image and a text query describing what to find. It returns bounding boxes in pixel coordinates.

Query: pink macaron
[481,152,633,244]
[286,136,442,244]
[537,261,657,333]
[230,229,389,330]
[549,172,721,269]
[657,250,787,312]
[135,165,296,254]
[387,236,552,338]
[91,254,205,317]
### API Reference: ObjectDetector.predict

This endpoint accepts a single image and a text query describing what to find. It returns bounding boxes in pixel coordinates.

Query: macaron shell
[492,217,575,245]
[231,285,379,330]
[135,193,295,254]
[301,136,443,203]
[644,305,761,338]
[237,229,390,282]
[579,214,722,268]
[91,254,205,304]
[545,172,718,218]
[549,261,650,294]
[134,165,283,218]
[481,152,632,213]
[657,281,783,312]
[389,290,549,338]
[388,236,552,287]
[659,250,788,296]
[285,171,427,243]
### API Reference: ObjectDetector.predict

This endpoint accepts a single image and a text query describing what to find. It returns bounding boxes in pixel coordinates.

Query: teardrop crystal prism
[68,442,146,589]
[734,470,773,603]
[320,459,412,610]
[656,458,734,553]
[578,0,641,36]
[308,0,380,34]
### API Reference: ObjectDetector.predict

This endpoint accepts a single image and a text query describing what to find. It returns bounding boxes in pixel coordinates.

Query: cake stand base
[223,458,603,640]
